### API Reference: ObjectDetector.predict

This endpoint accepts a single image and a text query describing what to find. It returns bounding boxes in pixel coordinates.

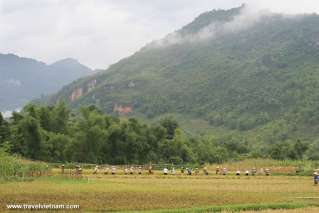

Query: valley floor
[0,171,318,212]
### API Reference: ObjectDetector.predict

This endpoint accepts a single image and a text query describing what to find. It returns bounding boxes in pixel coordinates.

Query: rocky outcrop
[113,104,133,115]
[70,88,83,102]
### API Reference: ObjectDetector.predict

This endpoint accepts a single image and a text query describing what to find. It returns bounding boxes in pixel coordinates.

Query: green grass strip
[118,202,313,213]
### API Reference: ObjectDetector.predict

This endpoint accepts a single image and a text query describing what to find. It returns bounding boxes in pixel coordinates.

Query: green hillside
[46,5,319,142]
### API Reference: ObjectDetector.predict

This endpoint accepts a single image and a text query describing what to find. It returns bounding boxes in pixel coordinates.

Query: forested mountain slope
[47,5,319,141]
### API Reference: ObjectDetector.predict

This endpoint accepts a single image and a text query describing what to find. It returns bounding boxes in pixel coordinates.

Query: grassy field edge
[120,203,315,213]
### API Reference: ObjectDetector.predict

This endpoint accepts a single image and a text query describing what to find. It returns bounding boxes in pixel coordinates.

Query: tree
[18,116,42,160]
[0,113,10,146]
[160,117,178,140]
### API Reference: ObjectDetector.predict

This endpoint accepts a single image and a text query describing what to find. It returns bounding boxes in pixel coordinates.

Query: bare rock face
[70,88,83,102]
[113,104,133,115]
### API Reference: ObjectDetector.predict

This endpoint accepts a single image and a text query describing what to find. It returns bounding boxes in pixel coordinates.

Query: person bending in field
[138,166,142,175]
[245,170,250,176]
[171,167,176,175]
[75,165,80,176]
[148,166,153,175]
[187,168,192,175]
[130,166,134,175]
[223,168,228,175]
[104,167,109,175]
[111,166,116,175]
[61,164,65,175]
[93,165,99,174]
[265,168,271,176]
[314,172,319,185]
[181,167,185,174]
[124,167,129,175]
[203,167,209,176]
[216,166,220,175]
[195,168,199,175]
[163,168,168,175]
[251,168,257,176]
[78,167,83,176]
[236,170,241,176]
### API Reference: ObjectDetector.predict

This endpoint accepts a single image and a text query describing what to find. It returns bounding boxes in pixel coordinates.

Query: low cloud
[150,5,270,48]
[1,1,319,68]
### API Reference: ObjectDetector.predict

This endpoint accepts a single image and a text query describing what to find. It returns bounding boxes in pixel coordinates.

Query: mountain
[0,54,92,111]
[46,5,319,141]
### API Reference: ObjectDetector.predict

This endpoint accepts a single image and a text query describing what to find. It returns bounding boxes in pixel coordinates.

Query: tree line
[0,103,316,164]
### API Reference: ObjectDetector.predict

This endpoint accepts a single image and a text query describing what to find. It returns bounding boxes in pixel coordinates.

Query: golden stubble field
[0,171,319,212]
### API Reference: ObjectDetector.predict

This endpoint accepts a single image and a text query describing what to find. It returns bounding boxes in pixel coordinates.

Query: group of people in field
[92,165,149,175]
[163,166,271,176]
[60,164,319,185]
[61,164,273,176]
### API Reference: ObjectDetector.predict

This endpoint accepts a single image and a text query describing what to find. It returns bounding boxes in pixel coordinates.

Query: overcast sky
[1,0,319,69]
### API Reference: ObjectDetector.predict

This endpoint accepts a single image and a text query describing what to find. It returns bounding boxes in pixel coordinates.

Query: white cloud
[0,0,319,69]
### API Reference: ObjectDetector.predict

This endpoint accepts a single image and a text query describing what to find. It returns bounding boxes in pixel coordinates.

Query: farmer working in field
[78,167,82,175]
[181,167,184,174]
[236,170,241,176]
[111,166,116,175]
[187,168,192,175]
[75,165,80,175]
[171,167,176,175]
[223,167,228,175]
[61,164,65,175]
[252,168,257,176]
[104,167,109,175]
[216,166,220,175]
[93,165,99,174]
[203,167,209,175]
[138,166,142,175]
[148,165,153,174]
[163,167,168,175]
[195,168,199,175]
[245,170,250,176]
[124,167,129,175]
[314,172,319,185]
[265,168,271,176]
[130,166,134,174]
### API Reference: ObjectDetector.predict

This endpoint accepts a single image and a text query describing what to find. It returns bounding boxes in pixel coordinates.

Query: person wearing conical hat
[314,172,319,185]
[75,165,80,176]
[216,166,220,175]
[111,166,116,175]
[171,167,176,175]
[163,167,168,175]
[78,167,82,176]
[236,170,241,176]
[104,167,109,175]
[148,166,153,175]
[245,170,249,176]
[130,166,134,175]
[138,166,142,175]
[265,168,271,176]
[181,167,185,174]
[203,167,209,176]
[222,167,228,176]
[61,164,65,175]
[195,168,199,175]
[187,168,192,176]
[251,168,257,176]
[124,167,129,175]
[93,165,99,175]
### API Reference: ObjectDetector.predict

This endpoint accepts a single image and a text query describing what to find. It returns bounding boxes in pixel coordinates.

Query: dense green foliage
[0,103,316,164]
[0,146,48,178]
